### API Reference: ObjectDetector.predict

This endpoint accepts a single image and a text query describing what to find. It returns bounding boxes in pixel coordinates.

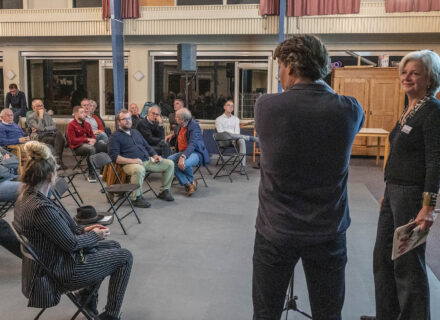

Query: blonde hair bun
[24,141,52,160]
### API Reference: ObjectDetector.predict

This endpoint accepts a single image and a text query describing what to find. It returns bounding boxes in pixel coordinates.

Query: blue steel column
[110,0,125,116]
[278,0,286,93]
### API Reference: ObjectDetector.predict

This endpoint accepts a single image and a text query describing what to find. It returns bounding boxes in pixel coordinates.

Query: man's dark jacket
[5,91,27,116]
[254,83,364,246]
[136,118,165,147]
[176,119,210,166]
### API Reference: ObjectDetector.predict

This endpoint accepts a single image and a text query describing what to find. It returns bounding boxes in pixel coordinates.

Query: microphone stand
[283,273,312,319]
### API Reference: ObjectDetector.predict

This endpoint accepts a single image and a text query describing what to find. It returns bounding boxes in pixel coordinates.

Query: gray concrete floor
[1,157,439,319]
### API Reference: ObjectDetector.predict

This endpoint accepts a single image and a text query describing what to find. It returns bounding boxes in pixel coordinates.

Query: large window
[27,59,100,116]
[153,55,269,120]
[155,61,234,119]
[0,0,23,9]
[73,0,101,8]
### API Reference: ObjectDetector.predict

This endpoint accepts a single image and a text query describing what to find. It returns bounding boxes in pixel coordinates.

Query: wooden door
[332,76,369,147]
[369,78,400,131]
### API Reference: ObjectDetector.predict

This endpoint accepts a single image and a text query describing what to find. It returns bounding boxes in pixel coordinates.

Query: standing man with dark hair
[252,35,364,320]
[5,83,27,124]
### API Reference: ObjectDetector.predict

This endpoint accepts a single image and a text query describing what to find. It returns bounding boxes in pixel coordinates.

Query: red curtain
[287,0,360,17]
[122,0,140,19]
[102,0,140,19]
[385,0,440,13]
[260,0,280,16]
[102,0,110,19]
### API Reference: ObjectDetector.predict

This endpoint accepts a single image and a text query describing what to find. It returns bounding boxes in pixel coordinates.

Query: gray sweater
[27,112,57,133]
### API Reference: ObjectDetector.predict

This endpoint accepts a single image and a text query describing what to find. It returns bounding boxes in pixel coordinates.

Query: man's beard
[120,123,131,131]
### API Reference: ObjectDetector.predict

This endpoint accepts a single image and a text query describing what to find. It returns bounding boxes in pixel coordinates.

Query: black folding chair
[9,222,98,320]
[213,132,248,182]
[171,162,210,188]
[52,177,82,208]
[0,201,14,219]
[65,133,88,180]
[193,163,210,187]
[57,168,84,205]
[89,153,141,235]
[142,171,158,197]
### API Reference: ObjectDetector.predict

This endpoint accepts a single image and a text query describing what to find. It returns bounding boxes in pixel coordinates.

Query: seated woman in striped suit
[13,141,132,320]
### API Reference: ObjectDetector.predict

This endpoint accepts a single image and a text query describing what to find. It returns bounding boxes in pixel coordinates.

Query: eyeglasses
[34,104,44,108]
[150,112,160,116]
[225,104,234,107]
[119,117,132,121]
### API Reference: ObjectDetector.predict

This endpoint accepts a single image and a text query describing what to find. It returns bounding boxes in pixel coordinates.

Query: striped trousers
[64,240,133,318]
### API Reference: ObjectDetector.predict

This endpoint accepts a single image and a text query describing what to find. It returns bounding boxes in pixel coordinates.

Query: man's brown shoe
[192,179,198,191]
[187,183,196,196]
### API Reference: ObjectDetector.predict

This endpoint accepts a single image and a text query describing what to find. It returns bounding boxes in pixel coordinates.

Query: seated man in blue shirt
[108,109,175,208]
[0,108,30,147]
[168,108,210,196]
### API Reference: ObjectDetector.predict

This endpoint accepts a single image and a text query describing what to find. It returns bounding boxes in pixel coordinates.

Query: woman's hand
[415,206,435,231]
[84,224,107,232]
[88,225,111,240]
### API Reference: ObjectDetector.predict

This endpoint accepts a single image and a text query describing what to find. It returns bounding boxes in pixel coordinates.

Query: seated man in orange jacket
[67,106,107,182]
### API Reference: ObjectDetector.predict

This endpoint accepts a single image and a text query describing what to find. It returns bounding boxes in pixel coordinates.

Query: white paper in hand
[392,221,429,260]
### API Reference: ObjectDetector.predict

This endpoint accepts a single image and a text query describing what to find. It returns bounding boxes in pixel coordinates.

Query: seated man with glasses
[0,108,30,147]
[27,99,66,169]
[136,105,172,158]
[108,109,175,208]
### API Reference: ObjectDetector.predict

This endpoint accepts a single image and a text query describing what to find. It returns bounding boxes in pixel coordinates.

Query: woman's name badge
[401,125,412,134]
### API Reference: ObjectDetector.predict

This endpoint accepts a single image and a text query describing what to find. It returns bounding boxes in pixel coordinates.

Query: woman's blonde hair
[19,141,56,198]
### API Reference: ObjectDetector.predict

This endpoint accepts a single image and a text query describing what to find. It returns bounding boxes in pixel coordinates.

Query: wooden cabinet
[332,67,405,156]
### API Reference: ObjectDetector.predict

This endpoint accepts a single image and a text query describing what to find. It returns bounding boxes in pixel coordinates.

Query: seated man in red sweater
[67,106,107,182]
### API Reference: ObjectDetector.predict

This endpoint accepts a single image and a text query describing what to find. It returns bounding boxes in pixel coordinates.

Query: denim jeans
[0,179,21,258]
[373,183,430,320]
[168,152,201,186]
[0,179,20,202]
[252,232,347,320]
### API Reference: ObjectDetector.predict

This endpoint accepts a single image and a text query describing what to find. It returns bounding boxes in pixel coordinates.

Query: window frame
[150,51,272,121]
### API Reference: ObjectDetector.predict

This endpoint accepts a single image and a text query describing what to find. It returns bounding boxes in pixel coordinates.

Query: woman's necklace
[398,95,431,127]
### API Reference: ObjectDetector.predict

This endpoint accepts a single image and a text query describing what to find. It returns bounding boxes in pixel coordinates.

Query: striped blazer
[13,191,100,308]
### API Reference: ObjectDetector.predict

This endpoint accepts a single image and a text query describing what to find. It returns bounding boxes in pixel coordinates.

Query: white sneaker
[87,174,97,183]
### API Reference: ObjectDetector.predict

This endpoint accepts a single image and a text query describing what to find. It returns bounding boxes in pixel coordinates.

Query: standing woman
[372,50,440,320]
[13,141,132,320]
